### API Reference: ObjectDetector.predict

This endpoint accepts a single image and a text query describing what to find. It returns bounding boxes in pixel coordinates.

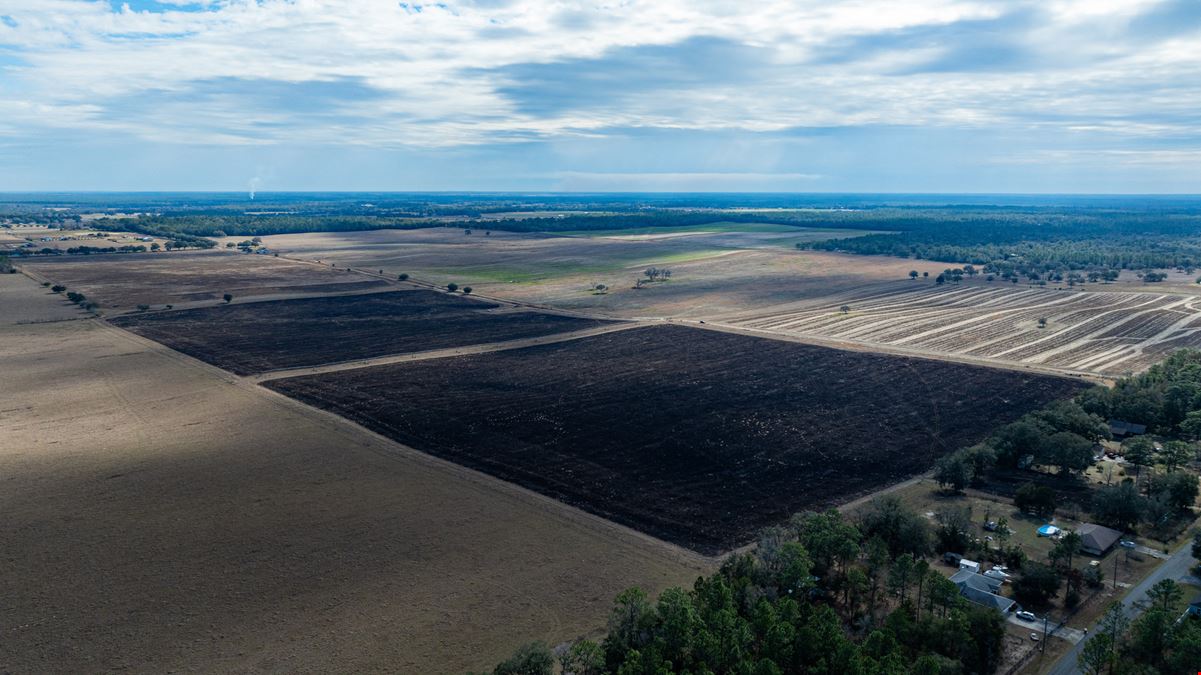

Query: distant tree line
[799,208,1201,274]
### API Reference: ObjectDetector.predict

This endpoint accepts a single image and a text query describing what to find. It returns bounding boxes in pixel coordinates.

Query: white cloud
[0,0,1196,154]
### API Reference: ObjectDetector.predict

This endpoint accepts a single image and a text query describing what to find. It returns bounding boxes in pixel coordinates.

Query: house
[1184,595,1201,619]
[1077,523,1123,556]
[1108,419,1147,437]
[951,569,1015,614]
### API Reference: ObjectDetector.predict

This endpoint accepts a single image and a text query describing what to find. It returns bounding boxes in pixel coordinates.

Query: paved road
[1048,542,1195,675]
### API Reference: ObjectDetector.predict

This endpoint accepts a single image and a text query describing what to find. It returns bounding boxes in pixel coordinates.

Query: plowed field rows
[723,283,1201,376]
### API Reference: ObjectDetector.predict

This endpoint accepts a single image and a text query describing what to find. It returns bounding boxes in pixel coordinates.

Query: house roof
[1077,523,1123,555]
[959,585,1016,613]
[1108,419,1147,436]
[952,569,1003,594]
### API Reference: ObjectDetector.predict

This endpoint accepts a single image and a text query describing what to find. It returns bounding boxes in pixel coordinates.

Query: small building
[1077,523,1123,556]
[1108,419,1147,437]
[943,552,963,566]
[959,559,981,574]
[951,569,1015,614]
[1184,595,1201,619]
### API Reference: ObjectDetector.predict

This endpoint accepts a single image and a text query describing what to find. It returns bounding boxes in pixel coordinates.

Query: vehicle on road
[1016,611,1036,621]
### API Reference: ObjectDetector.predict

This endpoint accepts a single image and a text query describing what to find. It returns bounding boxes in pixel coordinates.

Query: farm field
[254,228,940,318]
[266,324,1088,555]
[21,251,391,310]
[0,272,704,674]
[720,281,1201,376]
[110,289,611,375]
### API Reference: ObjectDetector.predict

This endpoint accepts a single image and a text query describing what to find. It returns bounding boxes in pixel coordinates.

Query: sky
[0,0,1199,193]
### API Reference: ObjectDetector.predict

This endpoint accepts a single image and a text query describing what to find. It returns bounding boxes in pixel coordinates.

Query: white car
[1016,611,1037,622]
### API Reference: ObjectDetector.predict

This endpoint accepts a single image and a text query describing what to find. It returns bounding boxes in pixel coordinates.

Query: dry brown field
[20,251,392,311]
[0,272,707,673]
[254,228,938,318]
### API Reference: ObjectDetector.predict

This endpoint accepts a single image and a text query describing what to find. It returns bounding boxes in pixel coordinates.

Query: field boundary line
[246,320,648,383]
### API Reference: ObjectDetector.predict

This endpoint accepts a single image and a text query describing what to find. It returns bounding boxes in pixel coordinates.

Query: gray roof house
[951,569,1015,614]
[1076,523,1123,556]
[1108,419,1147,437]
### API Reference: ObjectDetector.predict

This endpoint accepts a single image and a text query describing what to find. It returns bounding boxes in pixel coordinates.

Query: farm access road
[247,320,646,383]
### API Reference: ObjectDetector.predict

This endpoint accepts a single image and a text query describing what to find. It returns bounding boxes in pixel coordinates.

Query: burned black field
[265,324,1088,554]
[109,289,610,375]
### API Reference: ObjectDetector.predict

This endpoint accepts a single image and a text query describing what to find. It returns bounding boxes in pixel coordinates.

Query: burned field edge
[265,324,1089,555]
[108,289,613,375]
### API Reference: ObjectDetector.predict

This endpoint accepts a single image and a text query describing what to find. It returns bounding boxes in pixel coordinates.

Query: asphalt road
[1048,543,1195,675]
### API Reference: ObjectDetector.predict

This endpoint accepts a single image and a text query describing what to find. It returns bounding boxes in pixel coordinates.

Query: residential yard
[868,479,1179,631]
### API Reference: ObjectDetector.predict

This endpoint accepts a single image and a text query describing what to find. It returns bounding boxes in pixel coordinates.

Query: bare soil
[267,324,1089,555]
[0,274,706,673]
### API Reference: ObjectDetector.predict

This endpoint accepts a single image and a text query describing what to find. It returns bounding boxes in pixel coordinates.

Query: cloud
[0,1,1197,190]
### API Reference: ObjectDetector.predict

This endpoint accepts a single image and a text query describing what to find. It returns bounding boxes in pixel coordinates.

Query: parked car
[1030,633,1040,642]
[984,568,1010,583]
[1119,540,1137,549]
[1016,611,1037,622]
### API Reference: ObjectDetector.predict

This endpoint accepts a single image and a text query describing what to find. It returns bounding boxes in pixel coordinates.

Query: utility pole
[1042,614,1048,652]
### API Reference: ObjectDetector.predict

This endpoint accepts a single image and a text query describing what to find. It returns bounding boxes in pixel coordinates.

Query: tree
[1015,482,1057,518]
[603,588,654,664]
[560,640,604,675]
[1080,632,1113,675]
[922,271,929,278]
[492,642,554,675]
[908,270,918,280]
[887,553,916,602]
[136,304,150,312]
[1148,578,1183,613]
[1044,431,1095,474]
[1037,317,1047,328]
[839,305,851,314]
[1092,481,1144,531]
[1123,436,1156,483]
[933,507,972,553]
[51,284,65,293]
[1012,563,1061,605]
[935,274,946,285]
[398,273,409,281]
[1049,531,1081,572]
[1159,440,1194,472]
[462,286,473,295]
[933,453,970,492]
[859,496,931,558]
[447,283,459,292]
[223,293,233,303]
[1181,410,1201,440]
[1153,470,1199,513]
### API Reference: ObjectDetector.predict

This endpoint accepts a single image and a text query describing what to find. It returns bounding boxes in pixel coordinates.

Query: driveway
[1048,542,1195,675]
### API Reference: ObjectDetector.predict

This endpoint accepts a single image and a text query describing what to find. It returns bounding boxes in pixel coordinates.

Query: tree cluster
[485,504,1008,675]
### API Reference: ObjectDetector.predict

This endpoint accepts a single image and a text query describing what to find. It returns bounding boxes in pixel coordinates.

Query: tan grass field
[21,251,393,312]
[0,273,708,673]
[255,228,938,319]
